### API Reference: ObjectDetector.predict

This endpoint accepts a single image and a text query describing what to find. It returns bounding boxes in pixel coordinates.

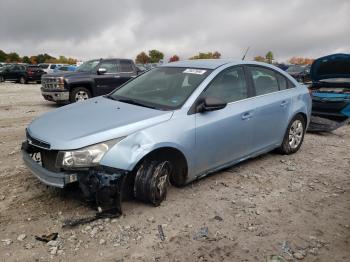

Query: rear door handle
[242,112,253,120]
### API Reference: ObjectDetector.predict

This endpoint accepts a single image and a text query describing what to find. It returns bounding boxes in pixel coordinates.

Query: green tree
[6,52,21,62]
[0,50,7,62]
[135,52,150,64]
[22,56,31,64]
[148,49,164,63]
[168,55,180,63]
[265,51,274,64]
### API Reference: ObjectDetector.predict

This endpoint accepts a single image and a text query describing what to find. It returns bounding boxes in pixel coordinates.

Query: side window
[249,66,279,95]
[203,66,248,103]
[119,60,134,72]
[276,74,288,90]
[50,64,56,69]
[99,61,118,73]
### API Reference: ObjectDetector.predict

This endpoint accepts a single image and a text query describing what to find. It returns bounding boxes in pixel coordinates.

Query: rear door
[94,60,120,95]
[194,66,255,174]
[117,60,137,86]
[246,65,291,152]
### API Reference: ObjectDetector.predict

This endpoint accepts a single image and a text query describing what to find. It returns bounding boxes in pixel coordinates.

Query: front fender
[100,130,189,171]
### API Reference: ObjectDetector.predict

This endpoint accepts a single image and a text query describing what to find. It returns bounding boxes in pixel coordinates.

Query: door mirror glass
[197,96,227,112]
[98,68,107,75]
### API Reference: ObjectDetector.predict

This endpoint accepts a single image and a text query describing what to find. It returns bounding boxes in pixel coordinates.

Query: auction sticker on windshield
[183,69,207,75]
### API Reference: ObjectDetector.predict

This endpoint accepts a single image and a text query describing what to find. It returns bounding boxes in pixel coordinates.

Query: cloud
[0,0,349,62]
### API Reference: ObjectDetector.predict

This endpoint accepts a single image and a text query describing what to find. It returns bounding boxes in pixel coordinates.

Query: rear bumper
[41,90,69,102]
[22,150,77,188]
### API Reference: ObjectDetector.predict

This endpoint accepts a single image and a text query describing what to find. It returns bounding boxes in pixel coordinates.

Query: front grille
[42,78,59,89]
[26,130,51,149]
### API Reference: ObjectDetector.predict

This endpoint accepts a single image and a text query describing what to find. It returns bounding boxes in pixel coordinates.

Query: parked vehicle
[22,59,311,213]
[308,53,350,132]
[55,65,77,72]
[39,63,63,74]
[40,58,138,103]
[0,64,46,84]
[286,65,311,83]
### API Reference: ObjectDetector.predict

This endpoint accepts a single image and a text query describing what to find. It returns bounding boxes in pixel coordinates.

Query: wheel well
[295,112,307,125]
[133,147,189,187]
[69,83,93,95]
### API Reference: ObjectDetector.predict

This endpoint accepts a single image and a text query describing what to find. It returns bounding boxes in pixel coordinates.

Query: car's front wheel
[70,87,91,103]
[134,159,172,206]
[279,115,305,154]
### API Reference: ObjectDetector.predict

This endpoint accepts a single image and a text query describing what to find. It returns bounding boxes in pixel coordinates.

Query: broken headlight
[57,138,124,168]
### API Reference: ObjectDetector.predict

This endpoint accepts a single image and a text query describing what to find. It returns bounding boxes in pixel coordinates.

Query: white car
[38,64,63,74]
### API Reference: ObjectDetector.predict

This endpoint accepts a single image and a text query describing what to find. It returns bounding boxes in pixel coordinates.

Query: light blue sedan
[22,59,311,213]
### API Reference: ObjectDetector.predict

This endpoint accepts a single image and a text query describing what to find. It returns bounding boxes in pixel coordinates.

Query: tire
[69,87,91,103]
[134,159,172,206]
[19,76,27,84]
[279,115,306,154]
[0,76,4,82]
[36,81,41,84]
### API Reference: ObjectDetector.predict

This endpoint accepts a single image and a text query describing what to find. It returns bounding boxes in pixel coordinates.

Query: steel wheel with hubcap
[279,115,305,154]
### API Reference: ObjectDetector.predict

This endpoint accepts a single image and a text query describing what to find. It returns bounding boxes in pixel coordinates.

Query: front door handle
[280,100,288,107]
[114,75,121,78]
[242,112,253,120]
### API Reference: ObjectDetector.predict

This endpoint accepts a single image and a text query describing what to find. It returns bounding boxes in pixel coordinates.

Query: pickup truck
[41,58,138,103]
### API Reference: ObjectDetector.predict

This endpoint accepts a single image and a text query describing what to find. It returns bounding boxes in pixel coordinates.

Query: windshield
[39,64,49,69]
[76,60,100,72]
[287,65,304,73]
[109,67,212,110]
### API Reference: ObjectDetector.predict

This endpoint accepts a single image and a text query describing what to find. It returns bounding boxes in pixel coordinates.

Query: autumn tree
[189,51,221,60]
[135,52,150,64]
[148,49,164,63]
[254,56,266,62]
[168,55,180,63]
[6,52,21,62]
[289,57,314,65]
[265,51,274,64]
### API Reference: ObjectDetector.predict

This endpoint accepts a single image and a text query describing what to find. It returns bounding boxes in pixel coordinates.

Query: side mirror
[197,96,227,113]
[97,68,107,75]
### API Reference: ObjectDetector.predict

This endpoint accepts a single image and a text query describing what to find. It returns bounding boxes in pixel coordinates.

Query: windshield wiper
[117,98,158,109]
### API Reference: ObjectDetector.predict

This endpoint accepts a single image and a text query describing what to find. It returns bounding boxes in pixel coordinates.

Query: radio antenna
[242,47,250,60]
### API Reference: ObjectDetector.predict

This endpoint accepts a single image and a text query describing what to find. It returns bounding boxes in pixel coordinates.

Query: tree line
[254,51,314,65]
[0,50,77,65]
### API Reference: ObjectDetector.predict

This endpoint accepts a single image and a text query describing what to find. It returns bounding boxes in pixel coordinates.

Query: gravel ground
[0,82,349,262]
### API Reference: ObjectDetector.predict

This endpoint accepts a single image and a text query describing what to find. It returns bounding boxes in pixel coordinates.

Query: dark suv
[0,64,46,84]
[41,58,138,103]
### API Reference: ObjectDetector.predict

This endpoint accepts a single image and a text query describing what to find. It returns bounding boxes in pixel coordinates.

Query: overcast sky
[0,0,349,62]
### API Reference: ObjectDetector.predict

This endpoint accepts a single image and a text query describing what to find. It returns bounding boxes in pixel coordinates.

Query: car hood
[42,71,90,79]
[311,53,350,85]
[27,96,173,150]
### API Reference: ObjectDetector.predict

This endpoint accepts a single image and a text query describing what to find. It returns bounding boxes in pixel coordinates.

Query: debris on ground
[158,225,165,241]
[17,234,26,241]
[266,255,287,262]
[193,227,209,240]
[35,233,58,243]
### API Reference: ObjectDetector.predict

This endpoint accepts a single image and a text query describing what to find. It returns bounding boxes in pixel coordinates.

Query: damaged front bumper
[22,141,128,213]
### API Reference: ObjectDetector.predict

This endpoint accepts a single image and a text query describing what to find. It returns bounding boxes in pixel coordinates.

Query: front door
[94,60,123,96]
[195,66,254,175]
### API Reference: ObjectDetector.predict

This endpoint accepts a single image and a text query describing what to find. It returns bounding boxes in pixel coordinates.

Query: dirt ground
[0,83,349,262]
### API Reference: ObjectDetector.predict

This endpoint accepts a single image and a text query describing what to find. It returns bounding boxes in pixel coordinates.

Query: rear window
[119,60,134,72]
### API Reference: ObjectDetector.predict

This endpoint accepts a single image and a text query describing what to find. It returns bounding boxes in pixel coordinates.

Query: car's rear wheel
[134,159,172,206]
[279,115,305,154]
[70,87,91,103]
[19,76,27,84]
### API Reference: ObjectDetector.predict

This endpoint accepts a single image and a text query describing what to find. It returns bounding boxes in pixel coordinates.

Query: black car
[0,64,46,84]
[286,65,311,83]
[41,58,138,103]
